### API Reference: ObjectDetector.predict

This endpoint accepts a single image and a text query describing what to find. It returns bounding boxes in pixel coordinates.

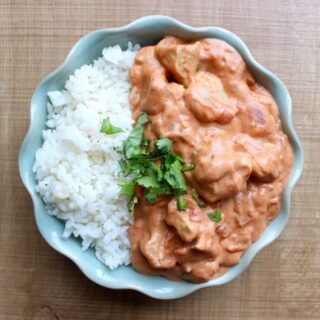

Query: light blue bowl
[18,15,303,299]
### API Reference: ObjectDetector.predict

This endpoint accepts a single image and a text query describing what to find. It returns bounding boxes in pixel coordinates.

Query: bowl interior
[19,16,303,299]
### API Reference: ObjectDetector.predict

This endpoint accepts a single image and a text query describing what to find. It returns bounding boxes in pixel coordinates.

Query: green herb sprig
[207,210,222,222]
[191,188,206,208]
[119,113,195,214]
[100,118,124,134]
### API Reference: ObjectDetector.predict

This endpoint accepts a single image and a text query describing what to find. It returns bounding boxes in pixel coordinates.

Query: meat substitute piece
[128,36,293,282]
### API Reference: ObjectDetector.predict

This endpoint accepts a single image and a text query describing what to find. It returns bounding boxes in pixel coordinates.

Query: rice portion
[33,43,139,269]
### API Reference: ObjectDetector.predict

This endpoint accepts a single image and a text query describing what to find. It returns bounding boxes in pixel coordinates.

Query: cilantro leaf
[136,175,160,189]
[128,196,138,215]
[156,136,172,154]
[144,190,158,204]
[118,159,130,176]
[177,195,187,211]
[144,184,169,203]
[164,152,184,171]
[182,164,195,172]
[171,153,184,163]
[141,138,151,147]
[164,160,186,194]
[191,188,206,208]
[207,210,222,222]
[119,180,135,198]
[123,113,148,159]
[100,118,124,134]
[136,112,148,126]
[148,162,163,181]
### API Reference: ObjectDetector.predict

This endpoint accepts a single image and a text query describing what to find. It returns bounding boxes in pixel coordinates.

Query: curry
[128,36,293,282]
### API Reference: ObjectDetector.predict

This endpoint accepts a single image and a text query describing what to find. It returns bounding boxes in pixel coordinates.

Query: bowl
[18,15,304,299]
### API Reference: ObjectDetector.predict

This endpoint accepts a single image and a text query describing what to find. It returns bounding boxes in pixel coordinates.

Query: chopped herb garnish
[143,190,158,204]
[128,196,138,215]
[123,113,148,159]
[191,188,206,208]
[163,160,186,194]
[136,175,161,189]
[100,118,124,134]
[181,164,195,172]
[117,113,191,213]
[119,180,136,198]
[156,136,172,154]
[141,137,151,147]
[118,159,129,176]
[207,210,222,222]
[177,195,187,211]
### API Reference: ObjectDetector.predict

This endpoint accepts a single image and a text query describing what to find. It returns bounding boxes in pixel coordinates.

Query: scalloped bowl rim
[18,15,303,299]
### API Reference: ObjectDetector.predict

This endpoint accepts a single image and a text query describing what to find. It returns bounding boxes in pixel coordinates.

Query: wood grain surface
[1,0,319,319]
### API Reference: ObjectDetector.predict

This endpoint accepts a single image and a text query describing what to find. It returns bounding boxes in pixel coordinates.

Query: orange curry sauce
[128,36,293,282]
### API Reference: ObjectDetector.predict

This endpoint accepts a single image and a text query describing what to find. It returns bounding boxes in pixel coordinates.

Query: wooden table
[1,0,319,319]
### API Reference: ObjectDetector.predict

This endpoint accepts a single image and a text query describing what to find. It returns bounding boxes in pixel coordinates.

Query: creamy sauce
[128,36,294,282]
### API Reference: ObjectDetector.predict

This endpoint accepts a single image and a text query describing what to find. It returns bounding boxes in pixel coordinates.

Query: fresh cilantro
[144,190,158,204]
[177,195,187,211]
[172,153,184,163]
[207,210,222,222]
[100,118,124,134]
[136,175,161,189]
[129,196,138,215]
[123,112,148,159]
[136,112,149,126]
[117,113,193,214]
[164,152,184,170]
[127,159,148,175]
[181,164,195,172]
[118,159,130,176]
[141,137,151,147]
[191,188,206,208]
[143,186,167,204]
[156,136,172,154]
[119,180,136,198]
[149,162,163,181]
[163,160,186,194]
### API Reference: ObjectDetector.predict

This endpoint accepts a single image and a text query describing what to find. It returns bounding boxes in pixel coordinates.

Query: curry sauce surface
[128,36,293,282]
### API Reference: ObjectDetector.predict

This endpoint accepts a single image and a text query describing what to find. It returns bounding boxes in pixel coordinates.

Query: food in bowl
[33,43,139,268]
[33,36,293,282]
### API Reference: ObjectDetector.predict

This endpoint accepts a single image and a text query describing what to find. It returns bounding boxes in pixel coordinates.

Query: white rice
[33,43,140,269]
